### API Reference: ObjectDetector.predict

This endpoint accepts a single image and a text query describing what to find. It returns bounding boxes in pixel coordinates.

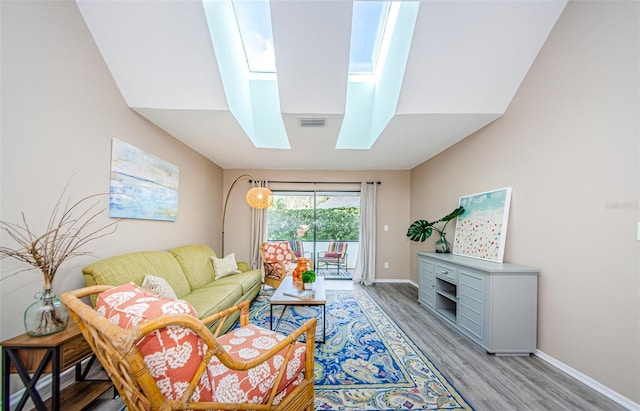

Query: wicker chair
[259,241,297,289]
[60,284,316,411]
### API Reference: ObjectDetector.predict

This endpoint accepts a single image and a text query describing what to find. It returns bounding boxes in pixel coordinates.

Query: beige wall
[410,1,639,402]
[0,1,223,342]
[2,0,638,406]
[223,170,411,281]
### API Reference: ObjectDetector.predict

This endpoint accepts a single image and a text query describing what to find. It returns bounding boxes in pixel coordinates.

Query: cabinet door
[418,257,435,311]
[458,269,486,346]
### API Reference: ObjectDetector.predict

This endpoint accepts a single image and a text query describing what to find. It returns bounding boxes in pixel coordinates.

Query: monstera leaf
[406,206,465,243]
[406,220,435,242]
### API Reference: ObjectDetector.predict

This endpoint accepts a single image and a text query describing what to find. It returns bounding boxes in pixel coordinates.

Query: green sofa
[81,244,262,333]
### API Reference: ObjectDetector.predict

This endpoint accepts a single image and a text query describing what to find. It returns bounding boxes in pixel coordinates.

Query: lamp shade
[246,186,273,209]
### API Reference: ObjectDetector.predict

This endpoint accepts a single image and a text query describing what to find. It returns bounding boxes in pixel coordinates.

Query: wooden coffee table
[270,276,326,343]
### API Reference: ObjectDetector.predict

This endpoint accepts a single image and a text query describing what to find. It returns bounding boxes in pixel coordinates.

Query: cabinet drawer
[434,263,457,283]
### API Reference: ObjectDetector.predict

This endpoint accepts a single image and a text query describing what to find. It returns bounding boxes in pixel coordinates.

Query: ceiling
[76,0,567,171]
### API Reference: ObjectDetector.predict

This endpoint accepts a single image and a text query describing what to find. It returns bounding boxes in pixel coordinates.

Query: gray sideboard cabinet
[417,252,539,356]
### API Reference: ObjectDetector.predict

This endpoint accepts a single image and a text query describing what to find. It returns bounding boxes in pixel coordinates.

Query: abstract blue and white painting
[452,187,512,263]
[109,139,179,221]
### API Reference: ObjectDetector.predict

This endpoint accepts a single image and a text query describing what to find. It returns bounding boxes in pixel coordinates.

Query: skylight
[349,2,391,75]
[203,0,289,149]
[232,0,276,73]
[337,1,419,149]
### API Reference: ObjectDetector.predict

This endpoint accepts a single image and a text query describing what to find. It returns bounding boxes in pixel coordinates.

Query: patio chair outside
[316,241,348,274]
[289,240,312,260]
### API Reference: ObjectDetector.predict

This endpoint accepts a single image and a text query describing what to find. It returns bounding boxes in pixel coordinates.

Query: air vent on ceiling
[298,117,327,128]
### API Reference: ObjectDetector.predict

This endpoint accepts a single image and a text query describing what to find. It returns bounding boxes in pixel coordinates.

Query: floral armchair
[60,283,316,411]
[259,241,297,289]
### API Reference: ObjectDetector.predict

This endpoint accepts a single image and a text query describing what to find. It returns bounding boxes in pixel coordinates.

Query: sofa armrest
[236,261,252,272]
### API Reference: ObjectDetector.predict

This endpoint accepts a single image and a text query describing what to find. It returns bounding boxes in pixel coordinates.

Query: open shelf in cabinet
[435,277,457,323]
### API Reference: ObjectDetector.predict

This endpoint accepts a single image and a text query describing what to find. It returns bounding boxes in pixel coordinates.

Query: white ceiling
[76,0,567,171]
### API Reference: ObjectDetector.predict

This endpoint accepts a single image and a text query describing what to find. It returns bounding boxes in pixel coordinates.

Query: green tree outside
[267,196,360,241]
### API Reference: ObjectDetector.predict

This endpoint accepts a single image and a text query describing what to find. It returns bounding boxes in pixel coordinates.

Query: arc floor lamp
[221,174,273,256]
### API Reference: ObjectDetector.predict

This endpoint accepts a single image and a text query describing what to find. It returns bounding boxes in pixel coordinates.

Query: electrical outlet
[384,262,389,268]
[637,222,640,241]
[384,225,389,231]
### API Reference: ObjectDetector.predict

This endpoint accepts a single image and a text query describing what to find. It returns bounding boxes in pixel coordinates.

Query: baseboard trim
[374,278,419,288]
[534,350,639,410]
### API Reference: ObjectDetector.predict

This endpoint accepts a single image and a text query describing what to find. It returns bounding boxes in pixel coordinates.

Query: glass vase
[24,287,69,337]
[435,233,451,253]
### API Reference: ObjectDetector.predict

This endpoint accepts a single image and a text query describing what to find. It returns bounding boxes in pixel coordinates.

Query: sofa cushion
[96,283,209,401]
[182,284,243,318]
[168,245,217,290]
[83,251,191,299]
[211,270,262,295]
[211,253,242,280]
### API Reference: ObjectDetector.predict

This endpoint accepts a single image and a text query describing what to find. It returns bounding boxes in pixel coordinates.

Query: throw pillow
[141,274,178,299]
[211,253,242,280]
[324,252,341,258]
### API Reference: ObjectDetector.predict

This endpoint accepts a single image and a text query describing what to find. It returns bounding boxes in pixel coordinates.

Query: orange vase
[293,258,309,283]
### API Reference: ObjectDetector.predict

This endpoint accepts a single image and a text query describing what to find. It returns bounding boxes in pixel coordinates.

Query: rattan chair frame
[259,242,297,289]
[60,285,316,411]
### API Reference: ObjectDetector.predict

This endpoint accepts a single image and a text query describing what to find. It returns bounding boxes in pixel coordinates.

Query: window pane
[232,0,276,73]
[349,1,390,74]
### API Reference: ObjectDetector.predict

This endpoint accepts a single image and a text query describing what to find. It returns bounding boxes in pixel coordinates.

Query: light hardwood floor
[90,280,626,411]
[348,281,626,411]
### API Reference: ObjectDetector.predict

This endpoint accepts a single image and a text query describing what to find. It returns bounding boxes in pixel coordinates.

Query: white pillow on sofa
[141,274,178,299]
[211,253,242,280]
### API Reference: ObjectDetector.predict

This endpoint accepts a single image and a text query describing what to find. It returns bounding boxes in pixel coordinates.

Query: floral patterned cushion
[207,323,307,404]
[96,283,209,401]
[261,242,294,264]
[96,282,307,405]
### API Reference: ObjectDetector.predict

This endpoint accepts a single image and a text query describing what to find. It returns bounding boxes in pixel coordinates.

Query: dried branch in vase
[0,182,120,336]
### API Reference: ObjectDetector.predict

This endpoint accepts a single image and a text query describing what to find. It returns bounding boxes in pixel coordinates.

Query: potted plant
[0,183,119,336]
[406,206,465,253]
[301,270,316,290]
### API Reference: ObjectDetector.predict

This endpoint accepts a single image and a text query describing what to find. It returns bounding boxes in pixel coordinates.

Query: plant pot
[24,287,69,337]
[435,233,451,253]
[303,282,313,290]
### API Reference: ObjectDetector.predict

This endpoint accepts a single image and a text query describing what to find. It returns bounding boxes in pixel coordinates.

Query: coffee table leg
[322,304,326,343]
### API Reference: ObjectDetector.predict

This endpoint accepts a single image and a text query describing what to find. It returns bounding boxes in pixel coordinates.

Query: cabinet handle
[439,270,448,275]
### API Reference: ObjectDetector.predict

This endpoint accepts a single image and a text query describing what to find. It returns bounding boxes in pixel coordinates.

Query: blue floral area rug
[249,289,474,411]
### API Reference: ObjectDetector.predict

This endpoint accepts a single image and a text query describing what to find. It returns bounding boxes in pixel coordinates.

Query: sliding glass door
[266,190,360,279]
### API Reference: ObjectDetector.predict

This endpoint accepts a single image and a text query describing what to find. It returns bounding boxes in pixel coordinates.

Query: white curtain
[250,181,269,269]
[352,182,376,285]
